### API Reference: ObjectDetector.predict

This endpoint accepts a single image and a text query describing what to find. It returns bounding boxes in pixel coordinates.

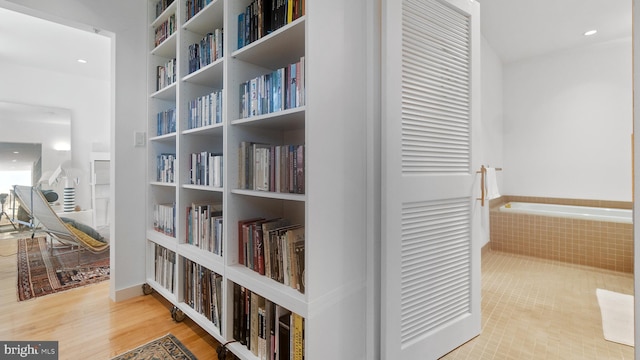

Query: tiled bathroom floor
[442,250,634,359]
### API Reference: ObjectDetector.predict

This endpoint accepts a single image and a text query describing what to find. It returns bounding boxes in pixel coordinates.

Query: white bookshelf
[146,1,369,359]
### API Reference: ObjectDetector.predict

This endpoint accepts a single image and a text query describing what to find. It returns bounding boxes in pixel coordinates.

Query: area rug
[596,288,634,347]
[17,236,110,301]
[110,334,196,360]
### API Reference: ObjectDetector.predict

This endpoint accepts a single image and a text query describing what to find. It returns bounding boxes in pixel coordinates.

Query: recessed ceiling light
[77,59,88,64]
[584,30,597,36]
[12,151,19,154]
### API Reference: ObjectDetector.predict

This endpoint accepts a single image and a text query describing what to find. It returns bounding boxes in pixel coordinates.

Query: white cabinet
[90,152,110,228]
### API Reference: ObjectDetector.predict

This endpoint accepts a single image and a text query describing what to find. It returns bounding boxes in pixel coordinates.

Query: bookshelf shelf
[178,243,224,272]
[151,32,177,58]
[232,16,306,69]
[146,1,369,359]
[147,230,176,246]
[231,189,305,202]
[177,303,224,340]
[150,82,177,100]
[146,278,178,302]
[231,106,305,129]
[182,0,224,34]
[182,58,224,86]
[182,122,224,136]
[151,1,177,27]
[226,265,307,318]
[182,184,223,192]
[149,181,176,187]
[150,132,177,142]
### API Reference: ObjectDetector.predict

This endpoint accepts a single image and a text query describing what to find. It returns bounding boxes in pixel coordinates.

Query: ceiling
[479,0,632,64]
[0,6,111,81]
[0,1,632,170]
[0,142,41,172]
[0,101,71,171]
[0,5,110,172]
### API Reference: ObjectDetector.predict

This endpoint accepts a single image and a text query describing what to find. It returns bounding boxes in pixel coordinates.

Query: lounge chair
[12,185,109,254]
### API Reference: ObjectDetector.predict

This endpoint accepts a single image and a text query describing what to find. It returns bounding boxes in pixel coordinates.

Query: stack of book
[184,259,223,332]
[186,201,223,255]
[156,58,177,91]
[233,284,304,359]
[237,0,305,49]
[239,57,305,119]
[239,142,304,194]
[157,107,176,136]
[157,153,176,183]
[154,245,176,292]
[153,203,175,237]
[185,0,214,21]
[187,90,223,129]
[187,29,223,74]
[155,0,175,18]
[238,218,305,294]
[154,13,176,47]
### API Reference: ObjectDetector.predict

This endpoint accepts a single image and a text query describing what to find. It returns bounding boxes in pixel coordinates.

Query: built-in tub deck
[490,200,633,273]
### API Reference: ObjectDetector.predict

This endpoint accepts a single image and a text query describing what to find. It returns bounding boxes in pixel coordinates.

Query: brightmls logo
[1,341,58,359]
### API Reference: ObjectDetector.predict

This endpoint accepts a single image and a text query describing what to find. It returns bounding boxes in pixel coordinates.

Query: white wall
[475,36,503,247]
[5,0,148,301]
[503,38,633,201]
[0,63,108,210]
[631,0,640,350]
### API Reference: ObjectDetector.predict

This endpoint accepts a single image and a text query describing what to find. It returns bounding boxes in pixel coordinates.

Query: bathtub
[491,201,633,273]
[499,202,632,224]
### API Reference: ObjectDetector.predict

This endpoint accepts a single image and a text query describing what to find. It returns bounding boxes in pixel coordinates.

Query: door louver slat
[401,0,471,175]
[400,197,471,345]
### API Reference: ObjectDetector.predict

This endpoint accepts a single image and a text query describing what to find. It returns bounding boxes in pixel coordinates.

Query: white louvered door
[381,0,481,359]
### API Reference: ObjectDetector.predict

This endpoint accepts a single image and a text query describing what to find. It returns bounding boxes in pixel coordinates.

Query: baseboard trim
[111,283,143,302]
[481,242,491,256]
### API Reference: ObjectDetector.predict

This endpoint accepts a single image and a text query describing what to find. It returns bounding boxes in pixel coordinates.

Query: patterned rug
[110,334,197,360]
[17,236,110,301]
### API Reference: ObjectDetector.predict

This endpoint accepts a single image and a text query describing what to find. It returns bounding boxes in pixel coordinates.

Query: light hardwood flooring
[1,229,635,359]
[0,231,220,359]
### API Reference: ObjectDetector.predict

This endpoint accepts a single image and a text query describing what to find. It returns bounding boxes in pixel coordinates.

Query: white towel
[596,288,634,347]
[485,167,501,200]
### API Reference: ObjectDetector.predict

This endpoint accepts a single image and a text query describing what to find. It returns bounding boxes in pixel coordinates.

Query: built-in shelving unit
[145,1,369,359]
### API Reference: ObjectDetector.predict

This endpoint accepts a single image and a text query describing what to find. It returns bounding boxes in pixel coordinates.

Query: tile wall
[489,196,633,273]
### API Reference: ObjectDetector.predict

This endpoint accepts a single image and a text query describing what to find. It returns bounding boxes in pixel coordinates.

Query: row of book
[154,0,175,18]
[239,57,305,119]
[157,107,176,136]
[187,29,223,75]
[154,203,176,237]
[239,142,305,195]
[157,58,177,91]
[183,259,223,332]
[154,244,176,292]
[154,14,176,47]
[186,202,223,255]
[157,153,176,183]
[190,152,223,188]
[187,90,223,129]
[185,0,214,22]
[233,284,304,360]
[237,0,305,49]
[238,218,305,294]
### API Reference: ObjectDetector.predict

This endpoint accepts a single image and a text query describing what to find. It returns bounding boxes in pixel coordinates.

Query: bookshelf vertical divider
[146,0,369,359]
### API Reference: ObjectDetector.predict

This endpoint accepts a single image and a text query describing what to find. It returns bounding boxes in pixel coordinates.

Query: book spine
[292,312,304,360]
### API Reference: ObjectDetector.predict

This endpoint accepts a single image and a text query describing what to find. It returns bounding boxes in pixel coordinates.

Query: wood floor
[0,232,221,359]
[2,228,635,359]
